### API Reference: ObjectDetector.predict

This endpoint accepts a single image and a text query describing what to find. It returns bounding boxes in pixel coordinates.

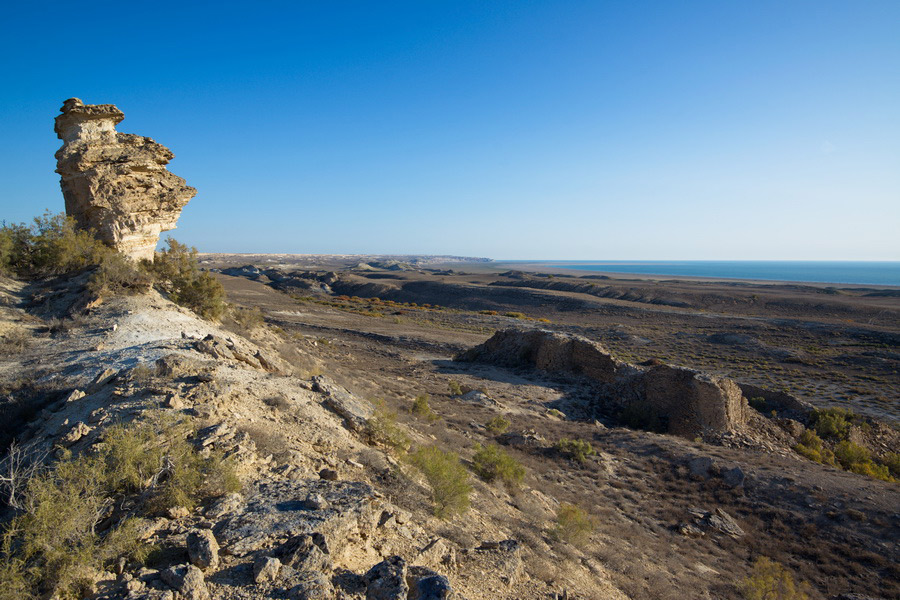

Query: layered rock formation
[54,98,196,261]
[459,329,750,437]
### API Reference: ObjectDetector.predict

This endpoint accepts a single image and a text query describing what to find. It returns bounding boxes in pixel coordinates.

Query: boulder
[252,555,282,584]
[365,555,409,600]
[186,529,219,570]
[54,98,196,261]
[160,564,209,600]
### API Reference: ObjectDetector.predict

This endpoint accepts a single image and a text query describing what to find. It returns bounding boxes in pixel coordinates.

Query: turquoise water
[509,261,900,286]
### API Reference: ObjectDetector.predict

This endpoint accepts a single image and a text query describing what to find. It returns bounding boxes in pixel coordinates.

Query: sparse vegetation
[552,502,593,545]
[409,445,471,519]
[365,399,411,454]
[0,413,238,599]
[447,380,463,396]
[555,438,596,465]
[147,238,226,320]
[0,211,109,278]
[229,305,265,330]
[471,443,525,490]
[87,252,153,296]
[411,394,439,422]
[485,415,510,435]
[739,556,811,600]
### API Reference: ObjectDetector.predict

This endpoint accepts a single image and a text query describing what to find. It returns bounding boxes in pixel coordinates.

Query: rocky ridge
[55,98,196,261]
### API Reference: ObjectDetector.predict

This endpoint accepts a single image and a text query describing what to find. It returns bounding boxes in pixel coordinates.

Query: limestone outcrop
[54,98,196,261]
[458,329,750,437]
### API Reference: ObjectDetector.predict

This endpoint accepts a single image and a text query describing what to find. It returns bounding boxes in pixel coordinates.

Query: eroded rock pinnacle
[54,98,197,261]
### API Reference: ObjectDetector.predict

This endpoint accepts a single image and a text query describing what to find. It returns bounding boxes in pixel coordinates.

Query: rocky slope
[0,276,626,600]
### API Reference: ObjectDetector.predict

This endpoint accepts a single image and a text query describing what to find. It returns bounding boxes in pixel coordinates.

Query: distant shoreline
[458,260,900,288]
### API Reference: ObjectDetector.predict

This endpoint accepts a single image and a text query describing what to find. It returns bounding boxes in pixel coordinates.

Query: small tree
[410,446,471,519]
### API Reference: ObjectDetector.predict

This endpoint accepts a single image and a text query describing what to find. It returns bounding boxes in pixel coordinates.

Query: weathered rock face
[628,364,748,437]
[457,328,626,383]
[54,98,196,261]
[459,329,750,438]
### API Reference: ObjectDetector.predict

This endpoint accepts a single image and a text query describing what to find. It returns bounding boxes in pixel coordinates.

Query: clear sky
[2,1,898,260]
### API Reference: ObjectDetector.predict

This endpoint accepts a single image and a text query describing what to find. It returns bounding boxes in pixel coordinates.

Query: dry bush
[87,252,153,297]
[740,556,811,600]
[0,412,239,599]
[365,399,411,455]
[0,326,30,355]
[552,502,594,545]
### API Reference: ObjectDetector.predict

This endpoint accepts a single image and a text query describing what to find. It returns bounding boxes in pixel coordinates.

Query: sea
[506,261,900,286]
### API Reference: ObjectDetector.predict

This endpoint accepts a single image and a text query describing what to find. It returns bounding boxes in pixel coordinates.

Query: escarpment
[459,328,750,438]
[55,98,196,261]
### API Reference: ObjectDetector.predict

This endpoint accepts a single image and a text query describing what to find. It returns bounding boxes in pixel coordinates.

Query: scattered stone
[205,493,243,519]
[688,457,715,480]
[688,508,745,538]
[54,98,196,261]
[302,493,329,510]
[252,556,282,584]
[459,329,750,438]
[89,368,117,391]
[62,421,92,445]
[160,564,209,600]
[319,467,339,481]
[186,529,219,570]
[281,534,331,572]
[365,556,409,600]
[64,389,86,403]
[722,466,746,488]
[407,566,454,600]
[287,570,334,600]
[168,506,190,520]
[459,390,499,406]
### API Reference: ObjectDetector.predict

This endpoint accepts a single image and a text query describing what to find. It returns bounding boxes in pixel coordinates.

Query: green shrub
[552,502,593,545]
[883,452,900,478]
[793,429,836,466]
[0,413,240,599]
[739,556,811,600]
[87,252,153,297]
[811,407,855,441]
[833,441,895,482]
[556,438,596,465]
[147,238,226,320]
[409,446,471,519]
[411,394,439,422]
[365,400,411,455]
[485,416,510,435]
[471,443,525,490]
[503,312,526,319]
[748,396,768,412]
[0,212,111,278]
[447,380,463,396]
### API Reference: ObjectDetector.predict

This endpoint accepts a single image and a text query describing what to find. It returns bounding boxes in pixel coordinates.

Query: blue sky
[2,1,898,260]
